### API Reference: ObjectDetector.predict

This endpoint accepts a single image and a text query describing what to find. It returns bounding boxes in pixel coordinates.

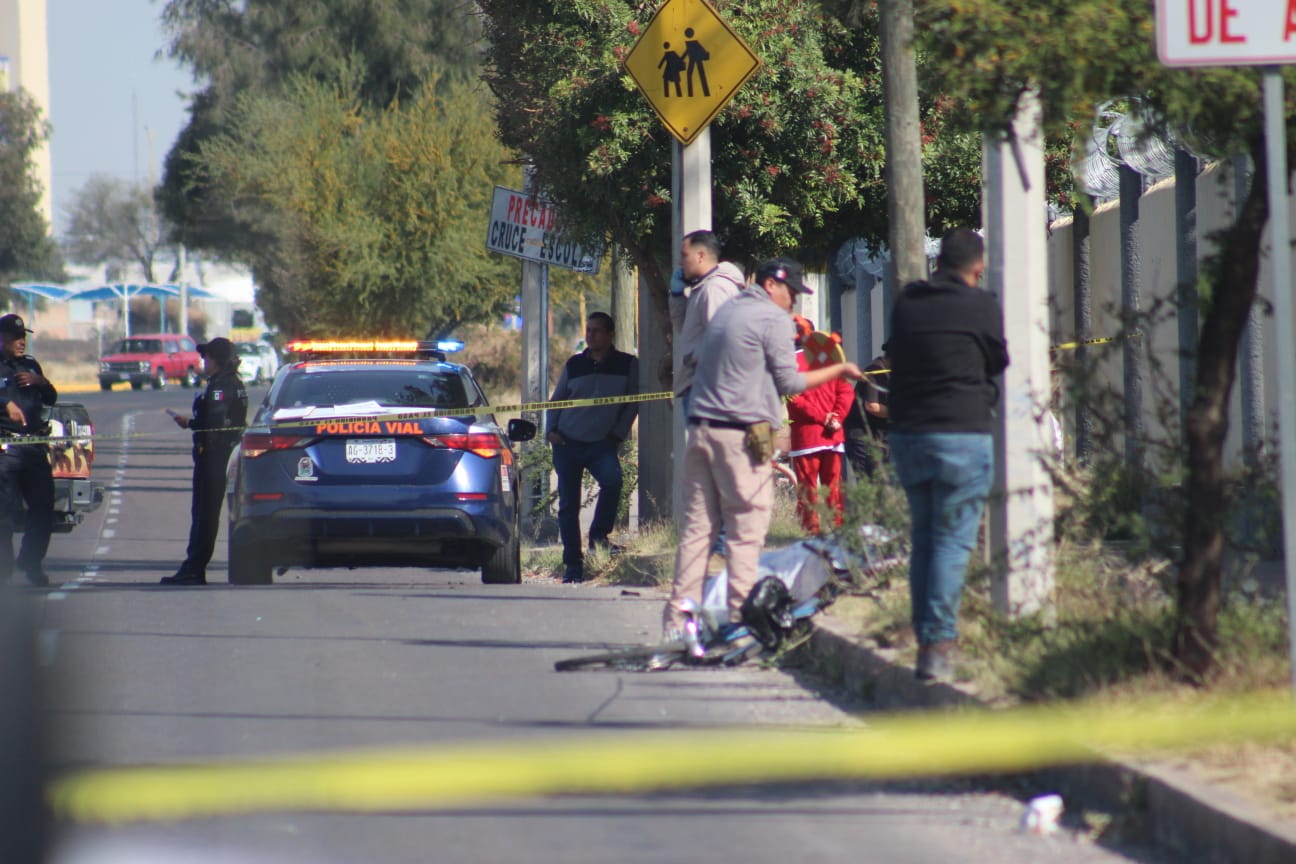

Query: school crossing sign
[623,0,761,145]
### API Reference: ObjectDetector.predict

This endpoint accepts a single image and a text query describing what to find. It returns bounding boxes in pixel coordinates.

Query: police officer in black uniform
[162,337,247,586]
[0,314,57,587]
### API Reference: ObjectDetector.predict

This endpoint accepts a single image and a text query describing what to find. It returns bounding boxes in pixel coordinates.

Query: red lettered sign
[1157,0,1296,66]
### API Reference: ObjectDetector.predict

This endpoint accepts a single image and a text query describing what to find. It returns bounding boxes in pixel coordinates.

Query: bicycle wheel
[554,640,688,672]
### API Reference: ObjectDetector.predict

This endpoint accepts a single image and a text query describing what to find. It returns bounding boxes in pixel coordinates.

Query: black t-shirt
[887,270,1009,435]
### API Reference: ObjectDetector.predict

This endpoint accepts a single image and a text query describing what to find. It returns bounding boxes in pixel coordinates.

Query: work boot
[915,640,955,682]
[561,565,584,584]
[160,569,206,586]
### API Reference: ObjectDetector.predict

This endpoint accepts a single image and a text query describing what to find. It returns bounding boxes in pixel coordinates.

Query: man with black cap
[162,336,247,585]
[663,258,865,642]
[0,314,57,586]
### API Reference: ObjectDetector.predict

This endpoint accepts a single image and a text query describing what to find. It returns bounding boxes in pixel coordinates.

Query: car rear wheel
[481,534,521,584]
[151,368,167,390]
[228,540,273,585]
[182,367,198,388]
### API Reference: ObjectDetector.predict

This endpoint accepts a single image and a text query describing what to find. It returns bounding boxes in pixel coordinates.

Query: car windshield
[274,369,474,409]
[111,339,162,354]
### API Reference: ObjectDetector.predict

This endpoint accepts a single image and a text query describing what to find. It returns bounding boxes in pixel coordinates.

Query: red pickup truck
[98,333,204,391]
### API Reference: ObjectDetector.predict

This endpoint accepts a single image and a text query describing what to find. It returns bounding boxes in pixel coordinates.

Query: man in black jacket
[162,337,248,585]
[887,229,1009,682]
[0,314,57,586]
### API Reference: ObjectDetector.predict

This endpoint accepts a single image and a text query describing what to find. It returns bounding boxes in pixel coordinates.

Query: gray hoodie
[669,261,746,397]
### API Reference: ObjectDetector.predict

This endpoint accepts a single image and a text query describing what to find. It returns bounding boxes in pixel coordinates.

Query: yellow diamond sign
[624,0,761,146]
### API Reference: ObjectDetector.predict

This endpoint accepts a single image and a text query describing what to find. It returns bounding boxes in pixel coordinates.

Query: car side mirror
[506,418,537,442]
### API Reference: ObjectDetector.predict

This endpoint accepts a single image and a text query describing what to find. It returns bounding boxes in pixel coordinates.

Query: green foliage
[477,0,983,296]
[193,72,520,336]
[158,0,485,258]
[0,90,61,283]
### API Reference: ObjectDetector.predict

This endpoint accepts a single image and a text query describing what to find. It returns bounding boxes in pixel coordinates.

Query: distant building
[0,0,52,229]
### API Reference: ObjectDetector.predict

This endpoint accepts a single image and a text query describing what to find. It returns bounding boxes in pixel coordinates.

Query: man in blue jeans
[546,313,639,583]
[886,228,1008,681]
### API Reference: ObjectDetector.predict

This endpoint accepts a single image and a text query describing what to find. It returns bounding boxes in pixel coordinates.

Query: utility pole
[879,0,927,291]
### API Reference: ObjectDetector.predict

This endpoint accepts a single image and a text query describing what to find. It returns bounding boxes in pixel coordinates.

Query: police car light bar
[429,339,464,353]
[285,339,421,354]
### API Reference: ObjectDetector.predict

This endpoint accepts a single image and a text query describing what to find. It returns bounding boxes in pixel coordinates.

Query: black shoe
[160,570,206,586]
[561,566,584,584]
[22,569,49,587]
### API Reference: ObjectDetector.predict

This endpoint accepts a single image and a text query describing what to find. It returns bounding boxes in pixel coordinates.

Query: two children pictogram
[658,28,710,98]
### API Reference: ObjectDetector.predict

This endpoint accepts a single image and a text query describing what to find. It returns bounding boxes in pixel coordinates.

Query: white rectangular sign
[1157,0,1296,66]
[485,186,602,274]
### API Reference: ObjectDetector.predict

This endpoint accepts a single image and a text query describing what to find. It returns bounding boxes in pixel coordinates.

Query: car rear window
[110,339,162,354]
[274,370,474,409]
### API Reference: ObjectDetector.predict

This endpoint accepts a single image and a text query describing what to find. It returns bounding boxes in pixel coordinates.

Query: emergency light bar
[284,339,465,355]
[286,339,420,353]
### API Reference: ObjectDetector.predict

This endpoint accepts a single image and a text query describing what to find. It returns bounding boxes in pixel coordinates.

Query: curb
[805,616,1296,864]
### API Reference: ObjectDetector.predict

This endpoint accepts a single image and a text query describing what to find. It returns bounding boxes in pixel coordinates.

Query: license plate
[345,439,396,464]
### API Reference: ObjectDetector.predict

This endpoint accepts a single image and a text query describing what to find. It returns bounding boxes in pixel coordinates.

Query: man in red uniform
[787,320,854,534]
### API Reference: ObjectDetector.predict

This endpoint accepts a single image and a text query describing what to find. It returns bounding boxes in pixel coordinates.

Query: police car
[225,339,536,585]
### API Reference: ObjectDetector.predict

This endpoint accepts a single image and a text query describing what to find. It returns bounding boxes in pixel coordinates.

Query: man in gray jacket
[665,260,864,639]
[547,313,640,583]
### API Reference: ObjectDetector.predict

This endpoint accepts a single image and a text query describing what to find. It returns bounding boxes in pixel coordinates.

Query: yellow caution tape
[1051,336,1118,352]
[48,691,1296,825]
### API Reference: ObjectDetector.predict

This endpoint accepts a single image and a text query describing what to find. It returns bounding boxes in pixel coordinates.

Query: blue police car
[225,340,536,585]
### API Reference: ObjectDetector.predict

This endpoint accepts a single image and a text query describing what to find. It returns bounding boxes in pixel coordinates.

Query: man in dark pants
[546,313,639,583]
[162,337,247,586]
[0,314,57,587]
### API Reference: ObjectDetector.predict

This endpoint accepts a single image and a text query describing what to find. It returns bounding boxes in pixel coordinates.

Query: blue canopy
[70,283,182,302]
[71,283,220,337]
[8,282,74,301]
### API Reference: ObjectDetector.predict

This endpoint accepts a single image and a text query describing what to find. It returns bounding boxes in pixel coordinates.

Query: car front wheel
[98,379,113,392]
[182,367,198,388]
[481,534,521,584]
[151,368,167,390]
[228,539,273,585]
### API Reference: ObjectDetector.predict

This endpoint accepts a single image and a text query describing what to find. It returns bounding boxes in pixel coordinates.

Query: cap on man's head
[0,314,33,339]
[197,337,237,365]
[755,257,812,295]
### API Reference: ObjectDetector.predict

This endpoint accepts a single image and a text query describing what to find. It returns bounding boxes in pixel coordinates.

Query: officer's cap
[0,314,33,338]
[755,258,812,295]
[197,337,237,366]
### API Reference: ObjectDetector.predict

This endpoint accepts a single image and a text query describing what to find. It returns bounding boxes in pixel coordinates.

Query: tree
[0,90,61,284]
[63,175,170,282]
[157,0,486,255]
[193,71,521,335]
[915,0,1290,677]
[476,1,990,376]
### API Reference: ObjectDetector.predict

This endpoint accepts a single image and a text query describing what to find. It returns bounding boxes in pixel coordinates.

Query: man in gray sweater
[546,313,640,583]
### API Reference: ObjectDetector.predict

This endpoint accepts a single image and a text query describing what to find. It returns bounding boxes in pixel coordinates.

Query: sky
[47,0,192,235]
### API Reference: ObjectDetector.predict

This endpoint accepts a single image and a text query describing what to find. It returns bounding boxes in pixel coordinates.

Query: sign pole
[1262,68,1296,691]
[670,128,713,524]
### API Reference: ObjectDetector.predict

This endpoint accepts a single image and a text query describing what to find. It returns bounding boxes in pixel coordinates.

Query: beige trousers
[664,424,775,632]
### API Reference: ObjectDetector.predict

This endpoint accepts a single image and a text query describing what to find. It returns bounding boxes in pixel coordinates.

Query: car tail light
[241,433,314,459]
[420,433,506,459]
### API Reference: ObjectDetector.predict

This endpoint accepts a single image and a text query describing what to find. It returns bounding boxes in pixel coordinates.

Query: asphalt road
[21,389,1165,863]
